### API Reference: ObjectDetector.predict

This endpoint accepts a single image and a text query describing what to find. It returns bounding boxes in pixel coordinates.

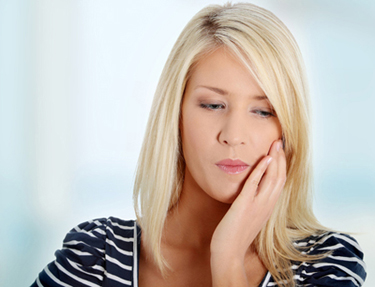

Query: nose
[218,110,247,147]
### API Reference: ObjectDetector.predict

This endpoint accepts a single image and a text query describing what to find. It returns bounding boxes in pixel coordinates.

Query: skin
[139,47,286,287]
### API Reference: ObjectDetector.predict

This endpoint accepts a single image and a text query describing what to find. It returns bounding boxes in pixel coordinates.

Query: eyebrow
[195,85,268,101]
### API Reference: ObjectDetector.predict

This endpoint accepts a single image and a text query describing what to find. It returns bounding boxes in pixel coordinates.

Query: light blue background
[0,0,374,286]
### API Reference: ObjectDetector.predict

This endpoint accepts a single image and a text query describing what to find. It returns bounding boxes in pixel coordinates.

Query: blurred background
[0,0,374,285]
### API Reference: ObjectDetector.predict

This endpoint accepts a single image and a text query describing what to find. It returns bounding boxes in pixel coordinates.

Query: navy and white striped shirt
[31,217,367,287]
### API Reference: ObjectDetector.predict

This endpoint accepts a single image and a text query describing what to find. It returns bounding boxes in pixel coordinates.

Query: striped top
[31,217,367,287]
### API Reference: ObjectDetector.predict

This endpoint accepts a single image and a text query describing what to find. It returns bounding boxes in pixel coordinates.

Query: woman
[32,3,366,287]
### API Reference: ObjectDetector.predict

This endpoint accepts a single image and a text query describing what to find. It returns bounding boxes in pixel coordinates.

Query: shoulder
[31,217,140,287]
[292,231,367,287]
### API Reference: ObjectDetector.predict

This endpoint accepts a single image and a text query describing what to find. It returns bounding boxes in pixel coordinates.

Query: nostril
[222,139,245,146]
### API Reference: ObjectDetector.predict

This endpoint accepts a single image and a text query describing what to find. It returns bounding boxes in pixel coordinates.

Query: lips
[215,159,249,175]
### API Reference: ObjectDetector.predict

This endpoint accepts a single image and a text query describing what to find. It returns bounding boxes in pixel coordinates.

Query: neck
[163,168,231,250]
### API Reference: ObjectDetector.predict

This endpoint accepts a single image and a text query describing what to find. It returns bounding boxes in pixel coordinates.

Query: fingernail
[267,157,273,165]
[276,141,281,152]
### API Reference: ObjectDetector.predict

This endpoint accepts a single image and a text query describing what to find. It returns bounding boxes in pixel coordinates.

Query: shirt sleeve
[294,232,367,287]
[31,218,109,287]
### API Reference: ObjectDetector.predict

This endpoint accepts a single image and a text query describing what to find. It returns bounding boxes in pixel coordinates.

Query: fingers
[240,155,273,198]
[241,139,286,200]
[257,139,286,199]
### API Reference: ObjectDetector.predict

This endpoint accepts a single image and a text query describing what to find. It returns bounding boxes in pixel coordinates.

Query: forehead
[187,47,265,97]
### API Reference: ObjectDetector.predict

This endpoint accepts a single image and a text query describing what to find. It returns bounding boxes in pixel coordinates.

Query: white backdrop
[0,0,374,286]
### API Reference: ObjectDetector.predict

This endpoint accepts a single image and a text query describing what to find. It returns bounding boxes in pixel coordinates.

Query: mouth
[215,159,249,175]
[216,165,249,174]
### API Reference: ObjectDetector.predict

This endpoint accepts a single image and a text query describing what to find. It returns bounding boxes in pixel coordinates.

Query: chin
[208,181,244,204]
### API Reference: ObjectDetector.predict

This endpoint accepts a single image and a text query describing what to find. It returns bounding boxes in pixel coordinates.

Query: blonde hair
[134,2,327,285]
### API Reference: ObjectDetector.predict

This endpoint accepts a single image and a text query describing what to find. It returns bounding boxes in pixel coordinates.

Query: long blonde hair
[133,3,327,285]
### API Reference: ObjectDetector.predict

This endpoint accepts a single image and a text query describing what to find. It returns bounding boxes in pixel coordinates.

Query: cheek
[181,116,213,165]
[253,120,282,153]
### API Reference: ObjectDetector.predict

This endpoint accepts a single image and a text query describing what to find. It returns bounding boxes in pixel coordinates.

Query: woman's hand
[210,139,286,286]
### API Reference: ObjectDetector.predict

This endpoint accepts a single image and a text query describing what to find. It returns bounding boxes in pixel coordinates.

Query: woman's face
[180,47,282,204]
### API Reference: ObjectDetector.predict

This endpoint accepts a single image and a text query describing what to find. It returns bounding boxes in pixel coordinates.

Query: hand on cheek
[257,139,287,198]
[210,139,286,283]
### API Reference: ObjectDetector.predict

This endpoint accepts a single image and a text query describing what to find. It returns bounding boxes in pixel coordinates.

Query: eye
[200,103,225,110]
[252,109,275,118]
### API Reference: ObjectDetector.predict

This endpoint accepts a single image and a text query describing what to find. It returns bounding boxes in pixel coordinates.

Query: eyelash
[253,110,275,118]
[199,103,275,118]
[200,103,224,110]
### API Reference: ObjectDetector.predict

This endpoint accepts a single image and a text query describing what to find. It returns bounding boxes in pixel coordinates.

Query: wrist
[211,255,249,287]
[210,244,247,265]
